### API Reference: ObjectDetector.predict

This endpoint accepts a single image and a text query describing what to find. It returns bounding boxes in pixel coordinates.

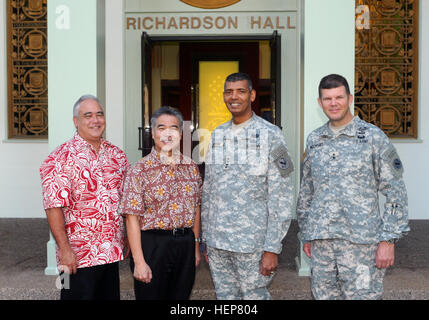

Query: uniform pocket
[238,164,267,197]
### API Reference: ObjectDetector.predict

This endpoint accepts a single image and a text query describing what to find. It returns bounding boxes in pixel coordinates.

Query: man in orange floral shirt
[119,106,202,300]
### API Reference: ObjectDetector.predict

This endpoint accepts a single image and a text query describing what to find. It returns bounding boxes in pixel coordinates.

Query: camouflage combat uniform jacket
[202,114,294,254]
[297,116,409,244]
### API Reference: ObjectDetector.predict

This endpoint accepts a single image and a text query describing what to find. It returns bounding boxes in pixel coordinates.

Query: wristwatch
[195,238,201,243]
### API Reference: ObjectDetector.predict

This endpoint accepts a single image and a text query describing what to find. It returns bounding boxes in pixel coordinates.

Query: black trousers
[130,229,196,300]
[60,262,120,300]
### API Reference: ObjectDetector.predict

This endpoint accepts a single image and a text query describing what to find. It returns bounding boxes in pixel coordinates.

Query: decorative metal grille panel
[7,0,48,138]
[355,0,418,138]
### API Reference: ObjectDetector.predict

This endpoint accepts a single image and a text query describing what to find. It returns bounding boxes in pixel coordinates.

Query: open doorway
[138,32,282,158]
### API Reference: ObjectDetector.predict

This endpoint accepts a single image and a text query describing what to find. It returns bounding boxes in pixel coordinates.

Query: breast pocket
[308,146,329,181]
[183,179,200,200]
[342,143,372,176]
[103,165,125,192]
[239,163,267,193]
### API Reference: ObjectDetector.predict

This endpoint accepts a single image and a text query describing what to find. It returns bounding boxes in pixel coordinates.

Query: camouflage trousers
[207,246,273,300]
[310,239,386,300]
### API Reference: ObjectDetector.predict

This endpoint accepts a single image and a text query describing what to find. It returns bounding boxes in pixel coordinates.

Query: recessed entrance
[138,32,282,157]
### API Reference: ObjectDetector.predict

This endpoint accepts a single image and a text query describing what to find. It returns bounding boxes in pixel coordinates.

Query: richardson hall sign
[126,14,296,31]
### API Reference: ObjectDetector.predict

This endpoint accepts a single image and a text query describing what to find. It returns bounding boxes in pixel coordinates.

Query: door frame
[139,33,282,156]
[180,41,260,130]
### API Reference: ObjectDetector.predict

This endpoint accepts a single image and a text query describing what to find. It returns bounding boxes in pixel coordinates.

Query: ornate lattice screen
[7,0,48,139]
[355,0,418,138]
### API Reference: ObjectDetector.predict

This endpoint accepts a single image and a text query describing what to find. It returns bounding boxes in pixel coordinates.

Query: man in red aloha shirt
[40,95,128,300]
[119,106,202,300]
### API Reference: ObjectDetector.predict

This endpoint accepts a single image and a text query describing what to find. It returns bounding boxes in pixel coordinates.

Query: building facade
[0,0,427,275]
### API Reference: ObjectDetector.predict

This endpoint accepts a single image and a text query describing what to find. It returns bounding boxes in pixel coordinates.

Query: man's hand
[203,247,209,264]
[45,207,77,274]
[259,251,278,276]
[376,241,395,269]
[303,242,312,258]
[195,245,201,267]
[133,262,152,283]
[59,246,77,275]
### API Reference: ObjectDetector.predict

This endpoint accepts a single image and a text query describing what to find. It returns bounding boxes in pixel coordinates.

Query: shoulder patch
[383,146,404,177]
[271,144,294,177]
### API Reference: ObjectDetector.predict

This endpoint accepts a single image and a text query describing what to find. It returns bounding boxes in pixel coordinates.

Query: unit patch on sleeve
[383,146,404,178]
[271,144,294,177]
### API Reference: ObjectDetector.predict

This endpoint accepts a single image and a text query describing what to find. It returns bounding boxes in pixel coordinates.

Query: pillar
[45,0,105,275]
[296,0,355,276]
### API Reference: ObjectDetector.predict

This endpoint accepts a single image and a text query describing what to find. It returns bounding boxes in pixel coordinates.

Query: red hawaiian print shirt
[119,148,202,230]
[40,132,129,268]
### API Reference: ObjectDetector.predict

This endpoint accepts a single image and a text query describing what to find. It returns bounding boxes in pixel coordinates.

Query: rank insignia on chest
[356,126,369,143]
[357,136,368,143]
[271,144,294,177]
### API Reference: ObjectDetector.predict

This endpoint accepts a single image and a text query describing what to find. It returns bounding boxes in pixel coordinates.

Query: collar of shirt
[231,114,254,135]
[72,131,108,155]
[223,112,258,133]
[321,116,361,138]
[149,147,185,166]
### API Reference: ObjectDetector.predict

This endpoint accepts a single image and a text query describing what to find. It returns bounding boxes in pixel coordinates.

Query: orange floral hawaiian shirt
[119,148,202,230]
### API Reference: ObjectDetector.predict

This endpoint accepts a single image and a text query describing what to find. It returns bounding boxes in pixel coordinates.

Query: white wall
[393,0,429,219]
[105,0,125,149]
[0,0,49,218]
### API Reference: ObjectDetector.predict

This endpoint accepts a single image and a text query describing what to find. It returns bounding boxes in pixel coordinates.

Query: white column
[45,0,105,275]
[296,0,355,276]
[105,0,125,148]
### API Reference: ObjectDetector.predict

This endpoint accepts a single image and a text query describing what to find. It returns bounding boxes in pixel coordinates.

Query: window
[355,0,418,138]
[7,0,48,138]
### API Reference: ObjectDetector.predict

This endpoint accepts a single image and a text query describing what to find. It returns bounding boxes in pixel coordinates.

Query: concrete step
[2,263,429,300]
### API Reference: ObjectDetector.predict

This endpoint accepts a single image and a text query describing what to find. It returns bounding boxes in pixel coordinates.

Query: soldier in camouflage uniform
[201,72,294,300]
[296,74,409,300]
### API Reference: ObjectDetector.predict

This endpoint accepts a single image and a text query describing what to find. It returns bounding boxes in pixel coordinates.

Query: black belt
[143,228,191,237]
